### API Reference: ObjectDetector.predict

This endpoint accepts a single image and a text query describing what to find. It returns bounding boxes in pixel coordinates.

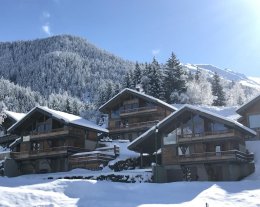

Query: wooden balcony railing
[30,128,70,140]
[0,151,10,160]
[0,134,19,144]
[173,150,254,164]
[10,146,86,160]
[69,145,120,168]
[178,129,237,143]
[120,106,158,116]
[110,120,159,132]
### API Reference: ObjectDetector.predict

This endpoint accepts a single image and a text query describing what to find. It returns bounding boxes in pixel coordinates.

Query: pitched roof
[236,94,260,114]
[128,104,256,153]
[99,88,177,113]
[4,110,26,122]
[8,106,108,133]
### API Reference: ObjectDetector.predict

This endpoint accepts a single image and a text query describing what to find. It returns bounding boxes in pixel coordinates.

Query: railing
[30,128,69,139]
[120,106,157,115]
[0,134,18,144]
[10,146,86,160]
[0,151,10,160]
[178,129,236,142]
[69,145,120,169]
[110,120,159,131]
[95,145,120,156]
[175,150,254,164]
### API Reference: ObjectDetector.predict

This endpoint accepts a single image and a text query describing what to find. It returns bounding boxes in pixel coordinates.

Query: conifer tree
[140,63,150,94]
[146,58,164,99]
[133,62,142,87]
[163,52,187,103]
[211,72,226,106]
[122,71,133,89]
[195,67,201,81]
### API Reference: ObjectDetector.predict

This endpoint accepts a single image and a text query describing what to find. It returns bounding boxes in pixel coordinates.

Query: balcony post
[140,150,143,168]
[155,126,159,182]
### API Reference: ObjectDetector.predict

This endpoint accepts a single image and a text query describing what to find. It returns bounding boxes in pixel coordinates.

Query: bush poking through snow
[49,173,152,183]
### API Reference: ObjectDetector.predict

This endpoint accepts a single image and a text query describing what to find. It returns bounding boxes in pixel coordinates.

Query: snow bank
[0,177,259,207]
[0,141,259,207]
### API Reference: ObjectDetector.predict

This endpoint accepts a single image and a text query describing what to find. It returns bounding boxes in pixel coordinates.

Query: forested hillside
[0,35,259,120]
[0,35,133,102]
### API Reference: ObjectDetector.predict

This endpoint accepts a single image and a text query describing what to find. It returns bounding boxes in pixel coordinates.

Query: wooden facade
[0,111,24,148]
[237,94,260,139]
[128,105,255,182]
[99,88,176,140]
[5,107,109,176]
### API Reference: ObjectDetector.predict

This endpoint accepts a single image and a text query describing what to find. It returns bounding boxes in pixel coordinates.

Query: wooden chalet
[0,110,25,148]
[236,94,260,139]
[4,106,110,177]
[128,105,256,182]
[99,88,177,141]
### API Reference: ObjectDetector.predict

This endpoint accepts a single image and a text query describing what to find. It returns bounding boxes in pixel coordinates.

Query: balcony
[10,146,86,160]
[0,151,10,160]
[171,150,254,165]
[69,145,120,170]
[109,120,159,133]
[0,134,19,144]
[177,129,238,143]
[120,106,158,117]
[30,128,70,140]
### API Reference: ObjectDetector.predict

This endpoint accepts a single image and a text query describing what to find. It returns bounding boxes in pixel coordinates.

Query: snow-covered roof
[71,151,114,156]
[173,104,241,121]
[8,106,108,133]
[99,88,177,112]
[236,94,260,115]
[128,104,256,153]
[3,110,26,122]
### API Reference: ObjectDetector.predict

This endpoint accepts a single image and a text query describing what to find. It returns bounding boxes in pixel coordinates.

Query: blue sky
[1,0,260,76]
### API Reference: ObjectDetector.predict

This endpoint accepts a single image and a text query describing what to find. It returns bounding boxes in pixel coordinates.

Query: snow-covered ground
[0,141,260,207]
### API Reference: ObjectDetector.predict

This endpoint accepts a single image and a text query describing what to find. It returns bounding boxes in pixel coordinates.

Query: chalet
[0,110,25,148]
[99,88,177,141]
[128,105,256,182]
[236,94,260,139]
[4,106,109,177]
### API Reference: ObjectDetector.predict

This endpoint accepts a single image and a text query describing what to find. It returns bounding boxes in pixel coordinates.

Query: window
[193,115,204,134]
[182,119,193,136]
[111,109,120,118]
[163,130,177,145]
[31,142,41,152]
[212,122,227,132]
[178,145,190,155]
[215,145,221,156]
[249,114,260,128]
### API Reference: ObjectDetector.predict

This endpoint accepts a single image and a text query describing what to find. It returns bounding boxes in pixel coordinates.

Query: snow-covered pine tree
[163,52,187,103]
[211,72,226,106]
[133,62,142,88]
[122,71,134,89]
[195,67,201,81]
[140,63,150,94]
[145,58,164,99]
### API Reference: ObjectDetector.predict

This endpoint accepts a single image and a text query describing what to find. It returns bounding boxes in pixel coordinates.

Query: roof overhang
[236,94,260,115]
[99,88,177,113]
[8,106,108,134]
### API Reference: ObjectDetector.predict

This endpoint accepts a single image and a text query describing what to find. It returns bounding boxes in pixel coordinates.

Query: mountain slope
[0,35,134,102]
[184,63,260,89]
